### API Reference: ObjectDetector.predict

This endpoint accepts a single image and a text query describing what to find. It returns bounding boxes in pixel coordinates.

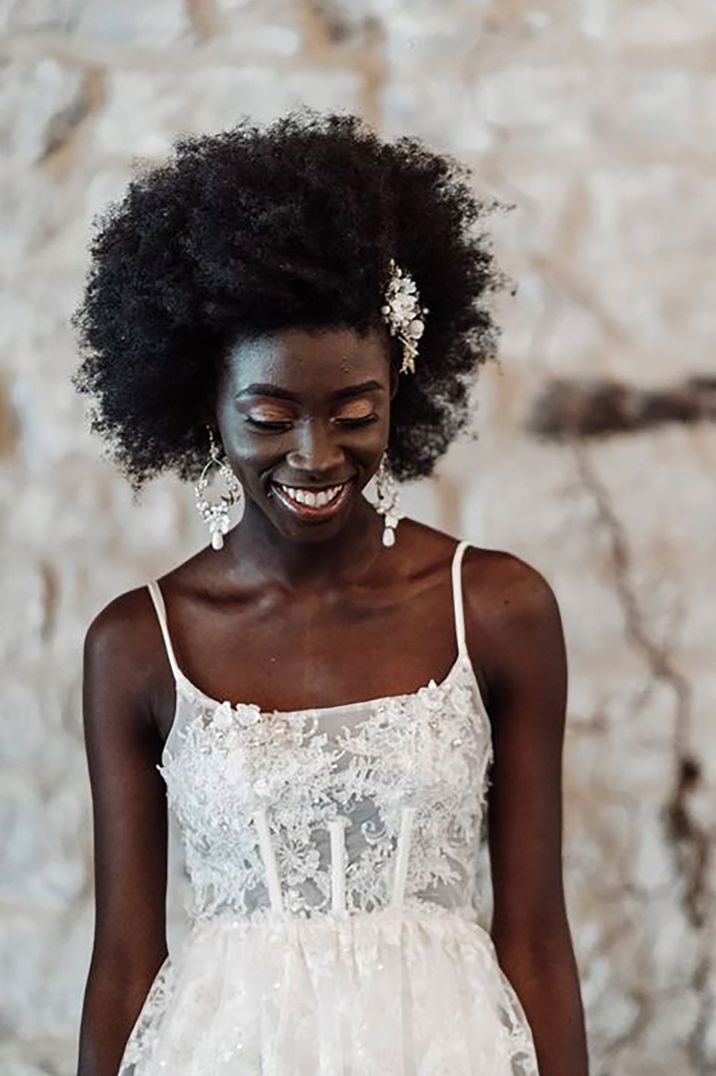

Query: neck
[219,493,389,591]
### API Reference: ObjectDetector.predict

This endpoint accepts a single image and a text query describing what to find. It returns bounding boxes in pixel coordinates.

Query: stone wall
[1,2,713,1073]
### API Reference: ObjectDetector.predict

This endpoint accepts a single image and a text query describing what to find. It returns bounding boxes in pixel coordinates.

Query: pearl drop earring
[373,450,402,547]
[194,425,244,550]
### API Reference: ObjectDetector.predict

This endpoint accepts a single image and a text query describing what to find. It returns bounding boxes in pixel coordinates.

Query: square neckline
[147,539,482,722]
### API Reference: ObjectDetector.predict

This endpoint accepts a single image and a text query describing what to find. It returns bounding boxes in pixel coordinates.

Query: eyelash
[246,415,379,433]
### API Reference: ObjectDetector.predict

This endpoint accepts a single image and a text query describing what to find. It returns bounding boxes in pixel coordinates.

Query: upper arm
[82,590,169,982]
[464,551,569,958]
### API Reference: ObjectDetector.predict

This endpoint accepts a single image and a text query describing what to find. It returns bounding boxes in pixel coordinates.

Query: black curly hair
[71,108,508,494]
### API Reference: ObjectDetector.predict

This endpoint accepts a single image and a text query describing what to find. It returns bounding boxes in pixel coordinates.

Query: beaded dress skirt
[119,543,539,1075]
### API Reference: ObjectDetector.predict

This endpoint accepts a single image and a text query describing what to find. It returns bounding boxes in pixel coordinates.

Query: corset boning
[159,656,494,924]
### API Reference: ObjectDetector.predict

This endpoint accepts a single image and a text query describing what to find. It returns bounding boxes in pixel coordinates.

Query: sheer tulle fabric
[120,905,537,1075]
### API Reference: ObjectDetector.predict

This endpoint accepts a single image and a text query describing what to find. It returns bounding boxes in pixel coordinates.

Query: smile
[271,480,352,520]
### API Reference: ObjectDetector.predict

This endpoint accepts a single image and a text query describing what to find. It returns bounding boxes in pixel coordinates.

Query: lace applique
[160,695,343,919]
[119,955,174,1070]
[333,672,493,913]
[496,967,544,1072]
[119,905,539,1076]
[159,657,493,922]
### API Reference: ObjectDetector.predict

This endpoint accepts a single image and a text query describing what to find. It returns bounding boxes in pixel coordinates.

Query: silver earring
[374,450,402,547]
[194,425,244,550]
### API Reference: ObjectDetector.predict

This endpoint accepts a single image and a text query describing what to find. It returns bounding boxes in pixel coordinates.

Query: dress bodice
[146,540,494,925]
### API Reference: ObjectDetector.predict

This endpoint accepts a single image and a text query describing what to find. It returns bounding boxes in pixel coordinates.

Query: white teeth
[278,482,346,509]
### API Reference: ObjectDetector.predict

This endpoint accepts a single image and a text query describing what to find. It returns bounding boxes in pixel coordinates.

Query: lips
[271,479,353,521]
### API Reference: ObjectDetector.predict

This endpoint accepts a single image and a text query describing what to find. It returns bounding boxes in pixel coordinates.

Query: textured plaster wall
[1,2,714,1073]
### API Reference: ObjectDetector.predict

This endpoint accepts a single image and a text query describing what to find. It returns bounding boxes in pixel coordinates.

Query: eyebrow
[235,380,386,402]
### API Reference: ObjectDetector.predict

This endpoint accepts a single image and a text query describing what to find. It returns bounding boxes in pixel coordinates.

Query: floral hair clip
[380,257,429,375]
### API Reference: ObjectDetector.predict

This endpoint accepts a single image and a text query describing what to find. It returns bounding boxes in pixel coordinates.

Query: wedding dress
[119,540,539,1074]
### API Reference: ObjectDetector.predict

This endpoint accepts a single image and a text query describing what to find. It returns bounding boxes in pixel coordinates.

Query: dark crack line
[572,437,713,1071]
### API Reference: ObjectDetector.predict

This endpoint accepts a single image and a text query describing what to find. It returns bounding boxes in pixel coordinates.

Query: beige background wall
[1,2,714,1073]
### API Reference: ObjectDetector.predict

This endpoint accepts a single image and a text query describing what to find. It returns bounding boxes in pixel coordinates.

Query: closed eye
[245,414,379,433]
[245,416,293,433]
[334,414,379,428]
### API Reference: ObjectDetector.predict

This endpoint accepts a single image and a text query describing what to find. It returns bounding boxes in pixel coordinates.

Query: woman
[73,109,588,1074]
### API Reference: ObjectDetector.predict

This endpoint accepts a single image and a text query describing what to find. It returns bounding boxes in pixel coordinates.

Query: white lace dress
[119,541,540,1075]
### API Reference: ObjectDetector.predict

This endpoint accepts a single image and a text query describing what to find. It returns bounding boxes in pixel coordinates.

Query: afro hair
[71,108,508,493]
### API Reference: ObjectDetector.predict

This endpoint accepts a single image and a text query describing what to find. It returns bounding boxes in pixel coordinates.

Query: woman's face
[214,325,395,544]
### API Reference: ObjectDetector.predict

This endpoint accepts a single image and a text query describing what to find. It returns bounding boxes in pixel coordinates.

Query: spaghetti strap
[146,580,182,684]
[450,540,470,658]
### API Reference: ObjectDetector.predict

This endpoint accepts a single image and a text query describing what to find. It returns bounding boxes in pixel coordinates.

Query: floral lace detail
[158,656,493,923]
[119,903,540,1075]
[119,955,174,1071]
[496,967,546,1073]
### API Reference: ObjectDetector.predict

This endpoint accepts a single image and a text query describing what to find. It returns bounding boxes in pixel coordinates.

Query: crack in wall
[39,65,106,184]
[571,437,713,1072]
[528,375,716,439]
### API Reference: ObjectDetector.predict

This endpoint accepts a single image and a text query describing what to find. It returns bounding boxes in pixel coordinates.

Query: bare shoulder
[85,584,156,665]
[82,583,167,732]
[84,537,207,668]
[462,545,562,626]
[392,520,561,620]
[460,545,566,702]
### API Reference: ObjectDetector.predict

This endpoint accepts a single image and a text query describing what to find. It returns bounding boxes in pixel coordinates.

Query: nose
[285,419,345,476]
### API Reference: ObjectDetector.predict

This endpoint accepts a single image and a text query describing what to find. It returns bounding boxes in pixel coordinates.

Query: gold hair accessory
[380,257,429,375]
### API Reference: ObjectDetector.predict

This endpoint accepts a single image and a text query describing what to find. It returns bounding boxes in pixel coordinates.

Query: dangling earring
[194,425,244,550]
[373,450,402,547]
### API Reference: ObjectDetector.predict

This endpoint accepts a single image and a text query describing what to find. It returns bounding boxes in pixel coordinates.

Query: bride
[74,108,588,1074]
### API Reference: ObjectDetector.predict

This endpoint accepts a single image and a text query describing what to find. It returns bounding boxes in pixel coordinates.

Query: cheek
[238,444,283,475]
[354,421,389,458]
[220,423,283,477]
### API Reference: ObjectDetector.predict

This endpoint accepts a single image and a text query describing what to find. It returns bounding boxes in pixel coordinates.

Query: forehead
[223,327,389,395]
